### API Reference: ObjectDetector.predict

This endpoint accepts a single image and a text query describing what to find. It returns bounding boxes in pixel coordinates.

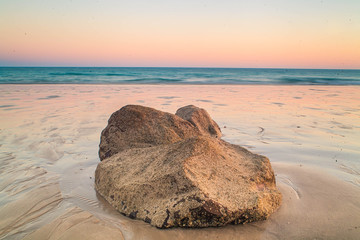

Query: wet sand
[0,85,359,239]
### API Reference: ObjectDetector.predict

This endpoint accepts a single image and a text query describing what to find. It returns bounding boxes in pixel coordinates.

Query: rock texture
[175,105,222,138]
[99,105,199,161]
[95,105,281,228]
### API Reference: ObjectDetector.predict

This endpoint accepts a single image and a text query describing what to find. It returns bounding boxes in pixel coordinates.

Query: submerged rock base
[95,105,281,228]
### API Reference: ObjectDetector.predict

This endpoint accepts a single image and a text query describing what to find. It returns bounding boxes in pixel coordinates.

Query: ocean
[0,67,359,85]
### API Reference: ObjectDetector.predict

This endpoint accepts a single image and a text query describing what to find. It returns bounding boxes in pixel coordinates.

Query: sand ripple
[0,183,62,239]
[23,208,124,240]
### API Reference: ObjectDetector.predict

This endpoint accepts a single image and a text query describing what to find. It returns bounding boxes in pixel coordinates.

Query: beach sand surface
[0,85,359,239]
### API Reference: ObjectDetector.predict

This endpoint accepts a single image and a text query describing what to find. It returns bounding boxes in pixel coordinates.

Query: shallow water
[0,85,359,239]
[1,67,360,84]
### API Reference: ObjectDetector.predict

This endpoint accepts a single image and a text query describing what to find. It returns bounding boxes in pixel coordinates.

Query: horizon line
[0,66,359,71]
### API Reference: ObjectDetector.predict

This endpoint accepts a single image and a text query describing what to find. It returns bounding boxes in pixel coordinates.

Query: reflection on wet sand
[0,85,359,239]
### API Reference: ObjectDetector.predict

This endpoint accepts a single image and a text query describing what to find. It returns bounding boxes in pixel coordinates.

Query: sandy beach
[1,84,359,239]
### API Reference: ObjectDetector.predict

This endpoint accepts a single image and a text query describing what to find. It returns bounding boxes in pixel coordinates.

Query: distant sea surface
[0,67,359,85]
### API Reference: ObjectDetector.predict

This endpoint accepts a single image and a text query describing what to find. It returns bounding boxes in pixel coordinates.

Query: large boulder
[95,105,281,228]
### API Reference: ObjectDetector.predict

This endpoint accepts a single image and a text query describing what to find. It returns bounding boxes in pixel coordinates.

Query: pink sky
[0,0,359,68]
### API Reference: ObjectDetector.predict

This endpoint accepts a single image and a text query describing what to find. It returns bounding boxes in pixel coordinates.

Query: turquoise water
[0,67,359,85]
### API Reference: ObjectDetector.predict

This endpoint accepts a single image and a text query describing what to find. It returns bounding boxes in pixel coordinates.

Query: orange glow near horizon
[0,0,359,68]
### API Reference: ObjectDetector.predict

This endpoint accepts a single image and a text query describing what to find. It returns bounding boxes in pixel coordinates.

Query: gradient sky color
[0,0,359,68]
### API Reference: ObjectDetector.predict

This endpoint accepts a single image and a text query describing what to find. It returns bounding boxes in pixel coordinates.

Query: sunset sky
[0,0,359,68]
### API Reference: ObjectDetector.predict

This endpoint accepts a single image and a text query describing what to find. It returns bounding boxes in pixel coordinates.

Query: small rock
[175,105,222,138]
